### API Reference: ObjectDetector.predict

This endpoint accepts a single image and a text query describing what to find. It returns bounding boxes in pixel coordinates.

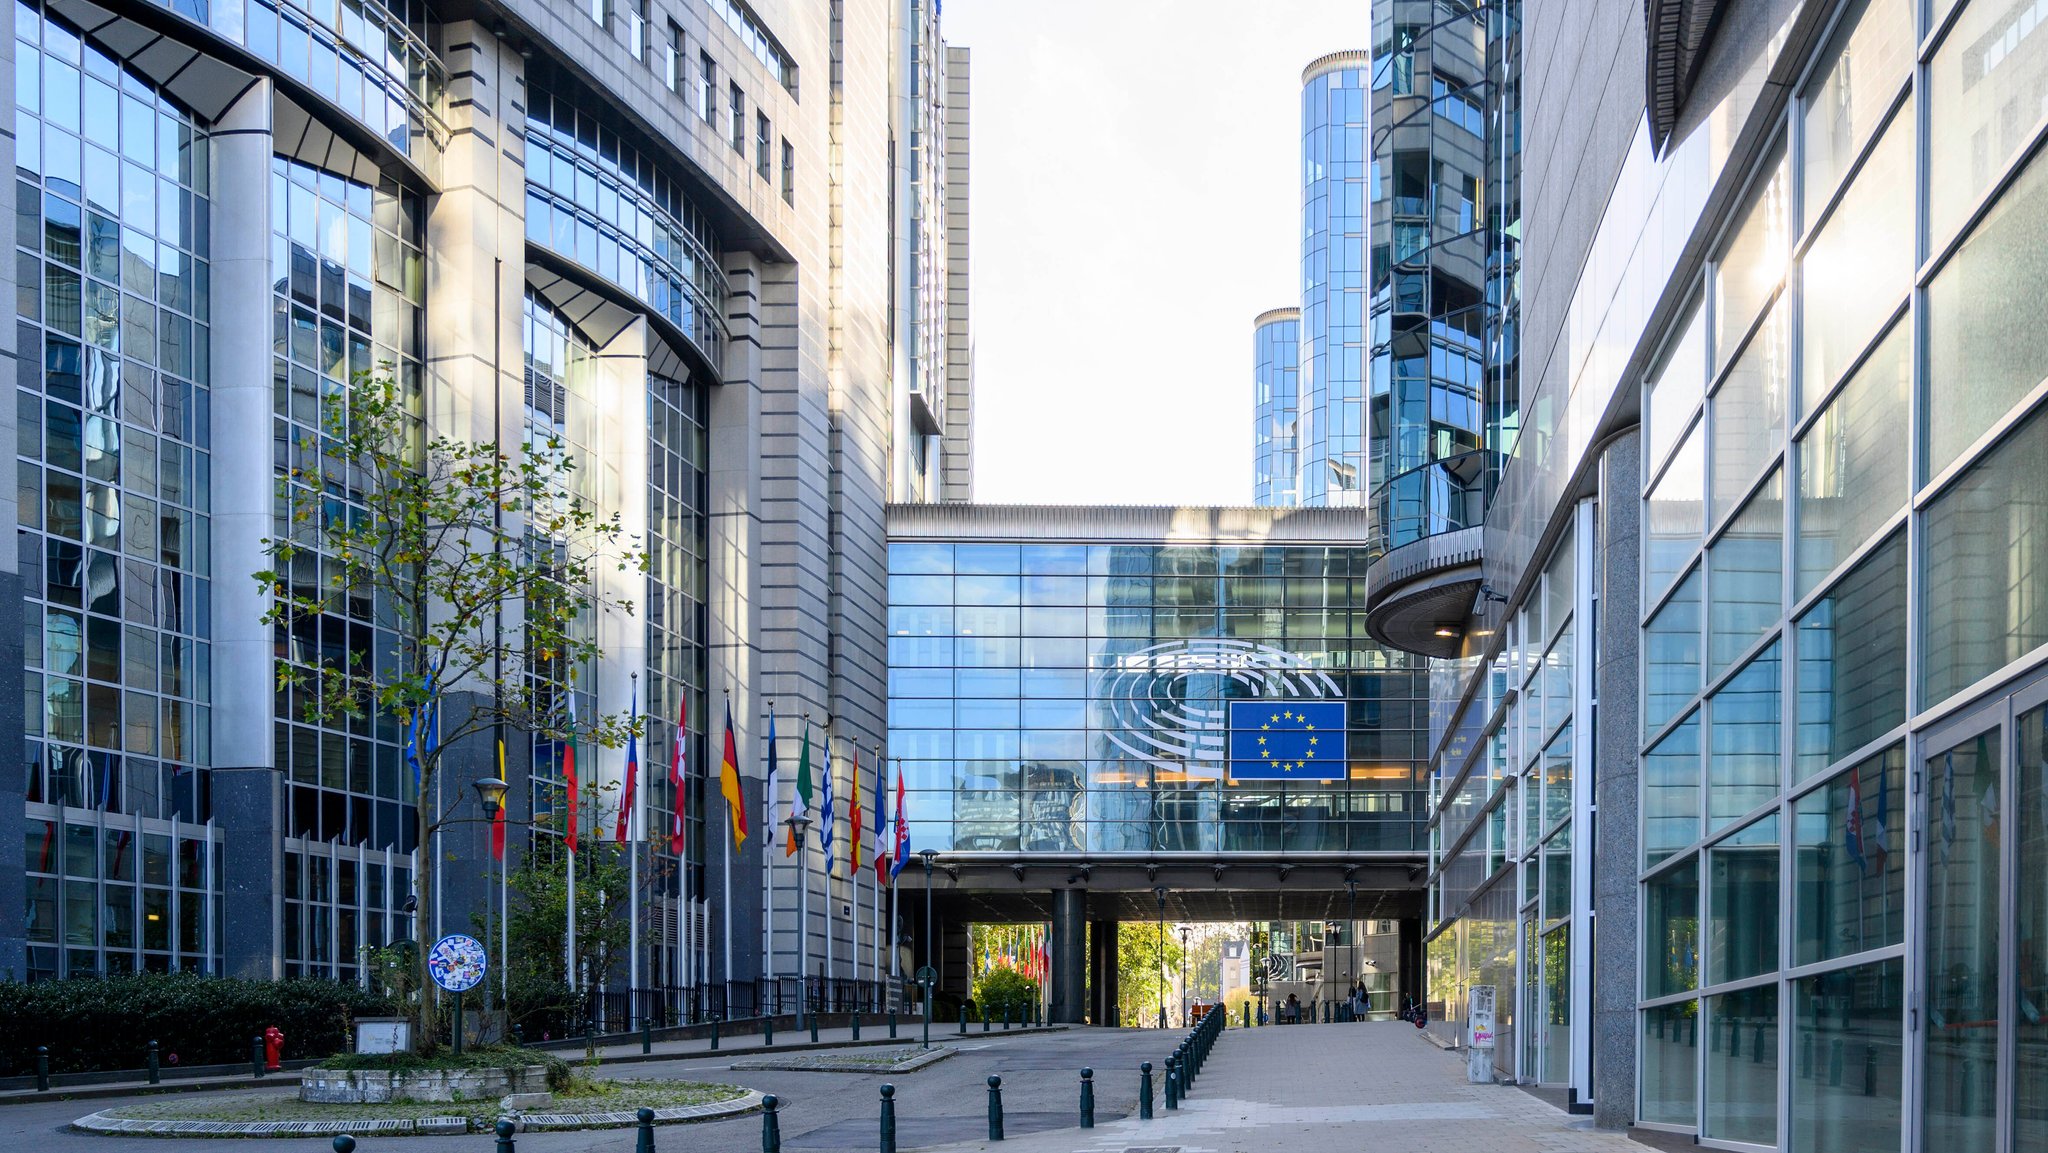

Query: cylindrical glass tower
[1363,4,1491,556]
[1252,308,1302,507]
[1296,51,1373,508]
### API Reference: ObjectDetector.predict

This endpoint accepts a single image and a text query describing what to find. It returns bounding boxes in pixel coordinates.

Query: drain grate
[1123,1147,1182,1153]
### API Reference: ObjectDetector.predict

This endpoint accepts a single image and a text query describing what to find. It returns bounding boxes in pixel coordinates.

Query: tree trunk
[415,768,440,1053]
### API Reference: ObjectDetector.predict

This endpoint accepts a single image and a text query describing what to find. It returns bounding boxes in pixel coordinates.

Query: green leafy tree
[256,369,643,1052]
[1116,923,1184,1027]
[481,832,634,1038]
[972,965,1039,1021]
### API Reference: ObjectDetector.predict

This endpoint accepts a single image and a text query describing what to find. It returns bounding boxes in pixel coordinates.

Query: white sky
[939,0,1368,506]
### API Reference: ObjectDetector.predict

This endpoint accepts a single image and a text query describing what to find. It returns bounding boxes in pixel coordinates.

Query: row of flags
[762,707,911,879]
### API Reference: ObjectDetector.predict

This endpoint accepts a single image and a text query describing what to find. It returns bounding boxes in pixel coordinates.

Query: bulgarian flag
[720,700,747,847]
[786,718,814,856]
[616,682,640,844]
[491,738,507,861]
[849,743,864,875]
[669,691,687,856]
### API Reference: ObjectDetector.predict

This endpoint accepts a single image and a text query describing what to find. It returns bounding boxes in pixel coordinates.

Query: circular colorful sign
[426,934,487,993]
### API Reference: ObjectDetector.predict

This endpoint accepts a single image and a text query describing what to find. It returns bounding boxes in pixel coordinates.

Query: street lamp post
[786,813,813,1028]
[465,776,508,1055]
[1178,925,1190,1027]
[919,849,939,1049]
[1346,879,1359,1017]
[1152,886,1166,1030]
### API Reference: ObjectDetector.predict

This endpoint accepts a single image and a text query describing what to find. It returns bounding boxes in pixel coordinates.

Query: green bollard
[643,1017,653,1055]
[35,1046,48,1092]
[809,1012,819,1044]
[1139,1062,1154,1120]
[1243,1001,1250,1029]
[986,1075,1004,1141]
[635,1106,656,1153]
[495,1117,517,1153]
[958,1005,968,1035]
[332,1138,356,1153]
[711,1017,720,1051]
[1079,1068,1095,1128]
[251,1036,265,1078]
[764,1015,774,1046]
[760,1093,782,1153]
[982,1005,990,1033]
[146,1040,160,1085]
[1165,1056,1178,1110]
[879,1084,897,1153]
[852,1012,861,1041]
[889,1010,898,1040]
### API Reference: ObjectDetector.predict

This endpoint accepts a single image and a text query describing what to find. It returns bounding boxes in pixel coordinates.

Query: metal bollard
[852,1012,861,1041]
[711,1018,720,1051]
[332,1138,356,1153]
[809,1012,820,1044]
[760,1094,782,1153]
[252,1036,265,1078]
[959,1005,968,1035]
[1752,1023,1766,1064]
[982,1005,990,1033]
[513,1023,524,1047]
[1864,1044,1879,1097]
[1243,1001,1249,1030]
[764,1015,774,1046]
[889,1011,898,1040]
[986,1075,1004,1141]
[495,1117,517,1153]
[643,1018,654,1055]
[1139,1061,1154,1120]
[1002,1006,1011,1031]
[880,1084,897,1153]
[635,1106,657,1153]
[36,1045,49,1092]
[147,1040,160,1085]
[1079,1068,1094,1128]
[1165,1056,1178,1110]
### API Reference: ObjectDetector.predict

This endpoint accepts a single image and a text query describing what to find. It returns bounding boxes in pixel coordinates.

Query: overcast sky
[939,0,1369,506]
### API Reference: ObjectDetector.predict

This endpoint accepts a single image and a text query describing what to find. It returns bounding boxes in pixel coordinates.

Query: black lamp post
[1179,925,1190,1027]
[786,812,813,1027]
[471,776,509,1031]
[920,848,939,1048]
[1152,886,1167,1030]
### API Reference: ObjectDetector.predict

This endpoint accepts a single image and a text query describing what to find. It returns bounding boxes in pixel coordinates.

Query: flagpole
[764,702,777,988]
[825,731,835,986]
[628,673,642,1025]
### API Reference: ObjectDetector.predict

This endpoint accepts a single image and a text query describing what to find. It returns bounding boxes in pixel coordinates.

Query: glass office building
[885,524,1430,857]
[1252,308,1300,508]
[1296,52,1372,508]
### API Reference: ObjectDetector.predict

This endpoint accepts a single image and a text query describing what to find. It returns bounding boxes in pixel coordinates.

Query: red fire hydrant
[262,1026,285,1072]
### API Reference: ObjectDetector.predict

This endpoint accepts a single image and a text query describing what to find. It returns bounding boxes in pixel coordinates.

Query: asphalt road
[1,1027,1181,1153]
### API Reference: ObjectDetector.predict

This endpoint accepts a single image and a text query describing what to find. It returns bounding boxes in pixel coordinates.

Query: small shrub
[971,965,1039,1021]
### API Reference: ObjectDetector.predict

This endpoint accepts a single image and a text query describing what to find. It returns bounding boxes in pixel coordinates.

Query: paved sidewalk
[0,1022,1055,1107]
[918,1021,1639,1153]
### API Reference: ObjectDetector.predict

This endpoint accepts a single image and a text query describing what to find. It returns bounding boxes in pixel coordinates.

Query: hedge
[0,972,396,1075]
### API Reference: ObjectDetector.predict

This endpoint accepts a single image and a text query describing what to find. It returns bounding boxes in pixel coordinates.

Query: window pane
[1925,144,2048,478]
[1646,569,1703,733]
[1790,958,1903,1153]
[1793,745,1905,967]
[1922,727,2000,1153]
[1713,147,1790,371]
[1708,470,1782,675]
[1645,855,1700,998]
[1712,300,1788,521]
[1801,0,1912,219]
[1708,813,1779,984]
[1705,983,1779,1145]
[1795,532,1906,777]
[1646,302,1706,473]
[1921,403,2048,706]
[1647,421,1705,604]
[1928,0,2048,246]
[1709,642,1781,830]
[1642,1002,1700,1126]
[1795,322,1908,596]
[2018,702,2048,1151]
[1800,104,1912,413]
[1646,713,1701,865]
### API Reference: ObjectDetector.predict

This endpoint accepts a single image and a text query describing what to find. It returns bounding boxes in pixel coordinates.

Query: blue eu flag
[1228,700,1347,781]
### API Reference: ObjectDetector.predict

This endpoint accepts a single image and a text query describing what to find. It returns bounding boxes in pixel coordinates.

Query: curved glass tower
[1252,308,1301,507]
[1364,4,1490,557]
[1296,51,1373,508]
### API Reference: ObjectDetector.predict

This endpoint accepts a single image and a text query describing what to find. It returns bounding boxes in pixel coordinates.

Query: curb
[727,1046,955,1073]
[70,1089,764,1139]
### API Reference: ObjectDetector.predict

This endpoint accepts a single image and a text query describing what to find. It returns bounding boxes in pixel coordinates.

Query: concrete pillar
[207,80,281,980]
[1049,889,1087,1023]
[1593,429,1642,1130]
[1089,919,1119,1026]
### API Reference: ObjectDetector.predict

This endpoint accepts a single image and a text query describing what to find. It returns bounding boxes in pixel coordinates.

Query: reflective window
[1921,402,2048,706]
[1713,147,1790,370]
[1799,104,1912,410]
[1708,470,1782,675]
[1790,958,1903,1153]
[1646,421,1704,605]
[1928,0,2048,246]
[1793,745,1905,966]
[1646,302,1706,474]
[1645,714,1701,864]
[1923,727,2001,1152]
[1795,533,1906,777]
[1925,143,2048,479]
[1642,1001,1700,1126]
[2018,702,2048,1150]
[1645,855,1700,997]
[1708,643,1780,831]
[1801,0,1913,221]
[1705,983,1779,1145]
[1707,813,1778,983]
[1795,323,1908,596]
[1711,301,1788,521]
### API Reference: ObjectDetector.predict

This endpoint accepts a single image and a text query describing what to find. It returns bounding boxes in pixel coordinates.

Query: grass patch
[96,1079,745,1127]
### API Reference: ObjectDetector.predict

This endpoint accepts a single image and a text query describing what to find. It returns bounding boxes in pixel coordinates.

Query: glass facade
[885,541,1428,855]
[1296,56,1370,508]
[1363,4,1490,556]
[15,2,222,980]
[1251,310,1299,507]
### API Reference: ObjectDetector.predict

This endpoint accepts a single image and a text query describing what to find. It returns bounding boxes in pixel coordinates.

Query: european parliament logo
[1227,700,1347,781]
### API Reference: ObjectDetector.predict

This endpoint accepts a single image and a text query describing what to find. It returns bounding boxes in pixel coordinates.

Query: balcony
[1363,521,1485,659]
